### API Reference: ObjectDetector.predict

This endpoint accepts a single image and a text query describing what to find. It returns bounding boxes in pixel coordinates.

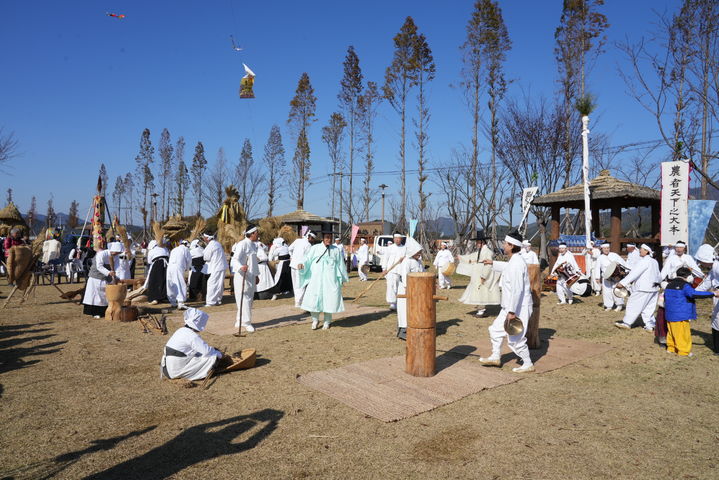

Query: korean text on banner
[661,161,689,246]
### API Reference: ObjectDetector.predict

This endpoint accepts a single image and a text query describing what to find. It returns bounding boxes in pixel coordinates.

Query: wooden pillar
[527,264,541,349]
[550,206,561,240]
[651,203,660,240]
[591,208,600,238]
[610,204,622,254]
[404,272,446,377]
[105,284,127,321]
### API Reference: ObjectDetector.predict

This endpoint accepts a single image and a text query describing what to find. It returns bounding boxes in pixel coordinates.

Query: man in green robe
[298,231,348,330]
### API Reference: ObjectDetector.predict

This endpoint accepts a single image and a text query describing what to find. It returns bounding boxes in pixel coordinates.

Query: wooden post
[591,207,600,238]
[105,284,127,321]
[404,272,447,377]
[550,206,561,240]
[651,203,660,240]
[527,264,541,349]
[610,204,622,254]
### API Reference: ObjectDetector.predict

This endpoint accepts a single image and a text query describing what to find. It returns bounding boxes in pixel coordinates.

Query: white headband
[675,241,686,248]
[627,243,636,247]
[505,235,522,247]
[601,243,611,248]
[305,232,316,238]
[640,244,653,256]
[245,226,258,235]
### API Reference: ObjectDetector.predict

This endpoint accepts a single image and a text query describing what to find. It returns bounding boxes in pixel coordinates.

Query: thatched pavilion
[0,202,29,236]
[532,170,660,254]
[275,209,338,236]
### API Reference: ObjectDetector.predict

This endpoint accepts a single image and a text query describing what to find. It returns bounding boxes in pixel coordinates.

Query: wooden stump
[527,264,541,349]
[105,284,127,321]
[405,272,439,377]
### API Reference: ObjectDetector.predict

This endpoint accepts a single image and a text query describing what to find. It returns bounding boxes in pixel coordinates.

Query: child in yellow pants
[663,267,717,356]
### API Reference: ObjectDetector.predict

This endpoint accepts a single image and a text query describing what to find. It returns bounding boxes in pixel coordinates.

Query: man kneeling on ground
[161,308,225,381]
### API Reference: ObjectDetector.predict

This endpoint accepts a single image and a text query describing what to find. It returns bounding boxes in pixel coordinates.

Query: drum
[602,261,629,282]
[556,262,580,286]
[504,316,524,335]
[613,286,630,299]
[569,278,592,297]
[360,264,370,275]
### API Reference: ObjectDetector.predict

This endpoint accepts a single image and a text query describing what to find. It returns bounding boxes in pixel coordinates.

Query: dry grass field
[1,270,717,479]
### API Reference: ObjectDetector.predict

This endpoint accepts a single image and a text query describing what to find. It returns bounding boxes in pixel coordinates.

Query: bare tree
[263,125,286,217]
[174,136,188,216]
[67,200,79,229]
[112,176,125,222]
[236,139,265,219]
[27,196,37,234]
[498,97,572,258]
[5,188,12,204]
[98,163,109,197]
[123,173,135,225]
[321,113,347,223]
[134,128,155,235]
[0,127,19,173]
[191,141,207,216]
[46,196,56,228]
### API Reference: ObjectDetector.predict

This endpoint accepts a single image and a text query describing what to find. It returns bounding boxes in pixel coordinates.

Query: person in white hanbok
[114,243,133,281]
[66,245,85,283]
[615,244,661,330]
[396,237,425,340]
[203,232,228,307]
[160,308,224,381]
[459,233,501,316]
[82,242,122,318]
[479,231,535,373]
[268,238,292,297]
[254,241,276,300]
[695,244,719,353]
[383,233,407,310]
[167,240,192,309]
[550,243,580,305]
[659,241,703,281]
[144,240,171,304]
[231,225,259,333]
[594,243,628,311]
[289,231,316,307]
[433,242,455,290]
[625,243,641,270]
[356,238,370,281]
[188,240,209,301]
[520,240,539,265]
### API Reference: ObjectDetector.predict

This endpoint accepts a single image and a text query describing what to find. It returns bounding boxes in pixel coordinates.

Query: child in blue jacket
[663,267,718,356]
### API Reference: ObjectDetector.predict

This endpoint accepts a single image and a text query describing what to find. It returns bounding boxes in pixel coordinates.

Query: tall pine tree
[263,125,286,217]
[191,141,207,216]
[287,73,317,210]
[338,46,363,226]
[158,128,174,221]
[134,128,155,235]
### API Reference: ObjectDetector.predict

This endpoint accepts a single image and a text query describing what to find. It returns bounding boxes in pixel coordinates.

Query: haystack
[163,214,191,243]
[257,217,298,245]
[0,202,29,235]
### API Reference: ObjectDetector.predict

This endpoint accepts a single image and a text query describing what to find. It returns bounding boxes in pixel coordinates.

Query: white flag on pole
[660,161,689,246]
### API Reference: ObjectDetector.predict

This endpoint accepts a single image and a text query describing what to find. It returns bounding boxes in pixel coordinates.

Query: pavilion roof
[275,209,337,224]
[532,170,660,208]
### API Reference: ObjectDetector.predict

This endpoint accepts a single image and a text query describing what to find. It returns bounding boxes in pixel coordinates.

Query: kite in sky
[230,35,243,52]
[239,63,255,99]
[106,12,126,19]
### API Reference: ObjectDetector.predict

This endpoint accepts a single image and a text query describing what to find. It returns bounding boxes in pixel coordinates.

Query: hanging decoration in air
[230,35,243,52]
[239,63,256,99]
[106,12,126,19]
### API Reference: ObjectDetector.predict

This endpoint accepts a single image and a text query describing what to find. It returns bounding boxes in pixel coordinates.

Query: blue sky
[1,0,679,224]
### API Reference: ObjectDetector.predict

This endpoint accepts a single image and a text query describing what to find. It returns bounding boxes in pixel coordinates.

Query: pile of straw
[163,214,191,243]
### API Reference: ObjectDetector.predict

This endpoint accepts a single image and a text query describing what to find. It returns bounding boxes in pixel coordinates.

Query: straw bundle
[257,217,284,245]
[278,225,298,244]
[188,217,206,243]
[31,229,47,257]
[215,185,247,252]
[114,218,132,254]
[152,221,164,246]
[163,214,191,242]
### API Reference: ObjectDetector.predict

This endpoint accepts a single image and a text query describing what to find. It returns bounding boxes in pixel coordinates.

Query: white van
[368,235,395,271]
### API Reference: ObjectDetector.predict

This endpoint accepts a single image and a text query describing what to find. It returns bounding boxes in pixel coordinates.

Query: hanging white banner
[660,161,689,246]
[519,187,539,233]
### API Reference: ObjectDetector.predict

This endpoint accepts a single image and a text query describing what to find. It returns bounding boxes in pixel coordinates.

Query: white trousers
[358,264,368,281]
[556,278,573,303]
[602,279,624,308]
[205,270,225,305]
[711,298,719,331]
[437,271,451,289]
[397,284,408,328]
[291,268,306,307]
[621,290,658,327]
[234,273,256,327]
[488,308,532,365]
[386,273,400,304]
[166,265,188,305]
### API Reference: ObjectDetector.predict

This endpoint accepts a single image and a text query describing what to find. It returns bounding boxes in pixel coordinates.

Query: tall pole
[581,115,592,272]
[379,183,388,233]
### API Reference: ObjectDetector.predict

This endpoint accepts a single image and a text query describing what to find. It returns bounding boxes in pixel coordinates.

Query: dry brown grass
[0,271,717,479]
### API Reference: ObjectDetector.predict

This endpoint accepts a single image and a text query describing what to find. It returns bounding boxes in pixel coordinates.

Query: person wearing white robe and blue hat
[161,308,224,381]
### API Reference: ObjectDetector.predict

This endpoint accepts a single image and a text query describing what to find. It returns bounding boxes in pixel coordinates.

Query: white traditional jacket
[620,255,660,292]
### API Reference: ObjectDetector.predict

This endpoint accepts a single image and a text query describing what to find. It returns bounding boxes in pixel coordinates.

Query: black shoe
[397,328,407,341]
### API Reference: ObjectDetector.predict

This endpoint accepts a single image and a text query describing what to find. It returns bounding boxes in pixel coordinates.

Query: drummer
[433,242,455,290]
[594,242,628,312]
[550,242,579,305]
[614,244,661,330]
[660,241,704,282]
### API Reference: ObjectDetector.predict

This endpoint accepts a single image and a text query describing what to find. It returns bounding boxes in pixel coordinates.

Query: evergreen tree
[236,139,264,218]
[191,141,207,216]
[27,196,37,234]
[338,46,363,226]
[358,82,382,222]
[68,200,79,229]
[263,125,286,217]
[46,196,56,228]
[209,147,228,214]
[134,128,155,235]
[322,113,347,223]
[414,32,435,247]
[287,73,317,210]
[174,136,188,216]
[99,163,109,197]
[112,176,125,222]
[158,128,174,220]
[383,17,420,231]
[123,172,134,225]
